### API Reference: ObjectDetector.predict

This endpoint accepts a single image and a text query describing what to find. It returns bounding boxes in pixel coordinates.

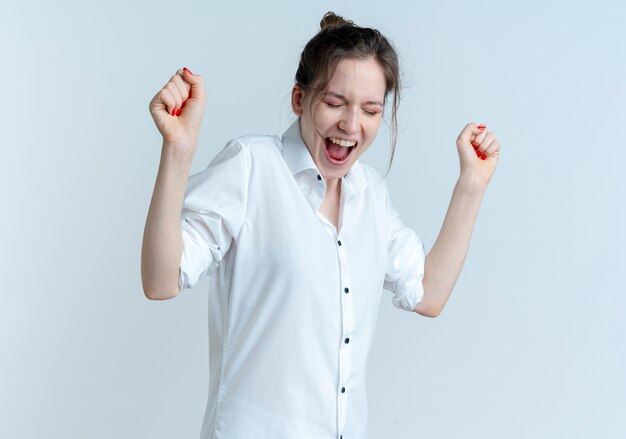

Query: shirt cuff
[390,273,425,312]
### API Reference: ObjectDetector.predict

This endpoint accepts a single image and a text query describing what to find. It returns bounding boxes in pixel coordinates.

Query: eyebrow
[324,92,384,107]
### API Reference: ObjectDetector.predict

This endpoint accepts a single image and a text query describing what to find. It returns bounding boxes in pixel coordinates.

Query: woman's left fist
[456,122,501,186]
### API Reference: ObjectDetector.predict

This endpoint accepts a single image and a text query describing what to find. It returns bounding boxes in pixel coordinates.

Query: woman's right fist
[149,67,206,149]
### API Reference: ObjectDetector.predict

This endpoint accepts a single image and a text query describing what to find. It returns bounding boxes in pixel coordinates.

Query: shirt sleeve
[383,186,427,312]
[178,139,248,292]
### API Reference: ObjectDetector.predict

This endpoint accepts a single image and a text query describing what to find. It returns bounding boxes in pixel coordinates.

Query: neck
[324,177,341,194]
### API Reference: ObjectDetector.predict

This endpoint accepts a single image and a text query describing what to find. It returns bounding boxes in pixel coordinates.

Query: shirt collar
[281,117,368,196]
[281,117,318,176]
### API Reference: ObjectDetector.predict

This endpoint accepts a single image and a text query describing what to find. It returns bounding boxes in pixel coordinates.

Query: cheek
[312,108,336,129]
[366,120,382,137]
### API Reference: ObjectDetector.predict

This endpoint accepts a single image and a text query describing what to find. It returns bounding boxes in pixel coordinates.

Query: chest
[232,166,390,323]
[238,160,389,278]
[241,168,388,268]
[319,187,341,230]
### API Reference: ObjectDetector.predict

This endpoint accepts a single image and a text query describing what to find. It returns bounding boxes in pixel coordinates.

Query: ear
[291,85,305,116]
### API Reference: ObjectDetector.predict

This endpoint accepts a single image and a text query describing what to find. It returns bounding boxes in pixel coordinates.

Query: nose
[338,107,358,135]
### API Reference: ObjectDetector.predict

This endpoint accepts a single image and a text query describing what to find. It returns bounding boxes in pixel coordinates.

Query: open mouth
[324,137,358,165]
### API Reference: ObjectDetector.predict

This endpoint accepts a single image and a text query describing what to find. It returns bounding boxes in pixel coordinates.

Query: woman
[141,11,500,439]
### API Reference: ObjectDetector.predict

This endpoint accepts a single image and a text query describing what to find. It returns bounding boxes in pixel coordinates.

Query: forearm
[141,143,195,300]
[420,173,487,315]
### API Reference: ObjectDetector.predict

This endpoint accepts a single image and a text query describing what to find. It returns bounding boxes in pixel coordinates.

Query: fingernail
[183,67,193,75]
[476,150,481,157]
[181,101,186,108]
[176,108,182,116]
[477,125,486,130]
[481,153,486,160]
[171,108,176,116]
[473,144,479,150]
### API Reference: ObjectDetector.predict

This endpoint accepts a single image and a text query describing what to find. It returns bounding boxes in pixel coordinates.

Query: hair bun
[320,11,355,30]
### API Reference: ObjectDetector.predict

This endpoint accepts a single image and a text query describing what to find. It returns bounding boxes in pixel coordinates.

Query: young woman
[141,11,500,439]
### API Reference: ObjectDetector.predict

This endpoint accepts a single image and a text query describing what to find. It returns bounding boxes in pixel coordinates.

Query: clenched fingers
[474,132,495,155]
[171,71,191,101]
[160,72,190,115]
[458,123,485,145]
[481,138,500,158]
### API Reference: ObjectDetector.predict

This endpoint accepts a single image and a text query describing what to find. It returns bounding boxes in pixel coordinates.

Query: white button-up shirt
[178,118,426,439]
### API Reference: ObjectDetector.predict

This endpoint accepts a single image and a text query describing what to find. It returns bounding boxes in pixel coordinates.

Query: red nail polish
[476,150,481,157]
[481,153,486,160]
[473,144,479,150]
[477,125,486,130]
[176,108,182,116]
[171,109,175,116]
[181,101,186,108]
[183,67,193,75]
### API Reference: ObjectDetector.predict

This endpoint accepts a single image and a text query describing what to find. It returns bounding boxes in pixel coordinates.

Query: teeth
[329,137,357,147]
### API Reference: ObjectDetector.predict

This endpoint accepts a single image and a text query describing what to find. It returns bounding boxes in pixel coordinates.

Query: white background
[2,0,625,438]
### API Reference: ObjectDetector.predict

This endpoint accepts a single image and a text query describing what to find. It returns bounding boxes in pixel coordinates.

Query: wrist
[458,172,488,193]
[162,134,197,150]
[160,142,196,174]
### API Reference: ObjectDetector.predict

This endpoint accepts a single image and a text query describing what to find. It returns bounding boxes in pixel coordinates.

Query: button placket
[336,236,353,435]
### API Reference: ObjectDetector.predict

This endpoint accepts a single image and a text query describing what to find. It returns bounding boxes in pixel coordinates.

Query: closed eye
[326,102,380,116]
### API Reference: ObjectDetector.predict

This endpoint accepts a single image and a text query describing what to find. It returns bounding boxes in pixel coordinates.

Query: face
[291,56,387,182]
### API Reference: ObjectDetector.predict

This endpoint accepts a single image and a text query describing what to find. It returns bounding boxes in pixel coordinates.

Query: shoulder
[358,163,388,192]
[226,133,287,176]
[230,132,283,155]
[209,132,282,171]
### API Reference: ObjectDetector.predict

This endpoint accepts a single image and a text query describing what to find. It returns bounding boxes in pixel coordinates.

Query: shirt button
[344,287,349,294]
[344,337,350,344]
[337,240,342,246]
[341,387,346,393]
[317,174,322,181]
